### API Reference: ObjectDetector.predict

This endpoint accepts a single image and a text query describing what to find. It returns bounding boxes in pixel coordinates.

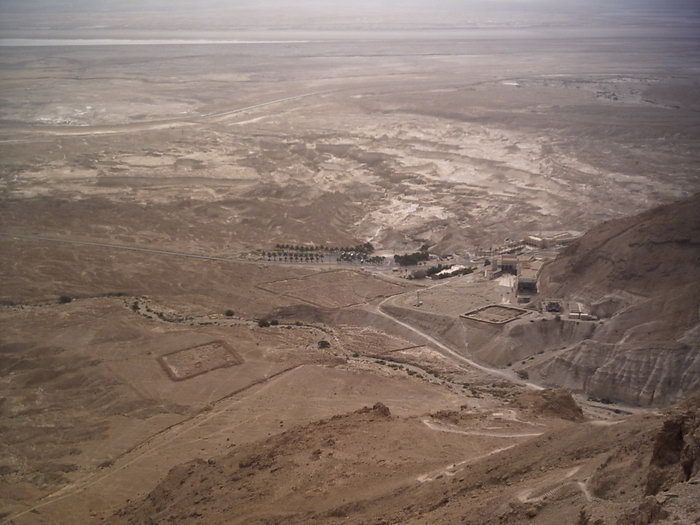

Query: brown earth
[109,392,700,525]
[375,195,700,406]
[530,194,700,405]
[0,294,477,524]
[538,193,700,300]
[512,389,585,422]
[2,9,700,525]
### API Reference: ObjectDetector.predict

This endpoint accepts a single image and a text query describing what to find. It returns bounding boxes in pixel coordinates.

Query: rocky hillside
[531,194,700,406]
[538,192,700,300]
[109,394,700,525]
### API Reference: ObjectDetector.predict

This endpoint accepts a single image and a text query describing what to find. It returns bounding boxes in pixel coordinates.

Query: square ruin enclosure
[159,341,243,381]
[461,305,529,324]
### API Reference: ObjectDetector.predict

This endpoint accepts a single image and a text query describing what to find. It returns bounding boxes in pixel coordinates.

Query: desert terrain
[1,2,699,524]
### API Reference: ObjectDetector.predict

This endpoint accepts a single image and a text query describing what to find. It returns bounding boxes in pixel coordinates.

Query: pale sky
[1,0,698,15]
[1,0,699,33]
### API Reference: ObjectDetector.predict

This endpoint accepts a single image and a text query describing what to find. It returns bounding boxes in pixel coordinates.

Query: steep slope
[531,194,700,405]
[538,192,700,300]
[110,394,700,525]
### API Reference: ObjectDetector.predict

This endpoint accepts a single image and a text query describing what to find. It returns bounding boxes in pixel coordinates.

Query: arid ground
[1,6,699,524]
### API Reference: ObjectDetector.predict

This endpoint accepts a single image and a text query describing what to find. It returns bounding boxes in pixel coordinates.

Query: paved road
[1,232,415,278]
[375,287,544,390]
[3,230,542,391]
[0,232,243,263]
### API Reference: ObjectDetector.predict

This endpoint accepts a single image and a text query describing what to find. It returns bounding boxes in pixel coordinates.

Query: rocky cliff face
[587,397,700,525]
[645,405,700,496]
[537,340,700,405]
[533,194,700,406]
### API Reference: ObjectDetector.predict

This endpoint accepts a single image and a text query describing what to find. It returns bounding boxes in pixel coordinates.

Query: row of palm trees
[262,251,387,265]
[265,251,325,262]
[274,242,375,254]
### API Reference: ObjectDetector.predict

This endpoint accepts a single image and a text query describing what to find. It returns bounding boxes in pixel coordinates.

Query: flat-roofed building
[524,231,581,249]
[567,301,598,320]
[516,267,539,294]
[499,255,519,274]
[516,259,545,294]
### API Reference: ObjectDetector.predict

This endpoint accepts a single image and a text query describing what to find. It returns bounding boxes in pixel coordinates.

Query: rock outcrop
[532,193,700,406]
[537,340,700,405]
[513,388,584,421]
[645,404,700,495]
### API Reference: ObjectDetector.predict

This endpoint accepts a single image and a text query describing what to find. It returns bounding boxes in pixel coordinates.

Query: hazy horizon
[2,0,700,36]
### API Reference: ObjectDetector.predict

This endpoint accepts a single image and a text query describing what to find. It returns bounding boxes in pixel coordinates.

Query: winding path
[375,291,544,390]
[423,419,544,438]
[2,231,544,391]
[516,466,593,503]
[416,444,517,484]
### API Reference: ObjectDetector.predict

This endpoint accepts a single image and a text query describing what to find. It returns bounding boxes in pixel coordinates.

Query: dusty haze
[1,1,699,524]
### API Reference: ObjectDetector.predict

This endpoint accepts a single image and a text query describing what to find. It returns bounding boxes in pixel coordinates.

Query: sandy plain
[1,16,700,525]
[2,28,700,255]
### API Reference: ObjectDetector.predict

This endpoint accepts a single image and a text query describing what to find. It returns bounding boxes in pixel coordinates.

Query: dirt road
[0,90,331,137]
[2,231,544,392]
[375,290,544,390]
[423,419,544,438]
[0,232,244,263]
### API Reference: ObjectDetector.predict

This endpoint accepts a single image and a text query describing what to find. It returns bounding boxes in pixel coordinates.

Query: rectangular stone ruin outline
[460,304,530,325]
[158,340,243,381]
